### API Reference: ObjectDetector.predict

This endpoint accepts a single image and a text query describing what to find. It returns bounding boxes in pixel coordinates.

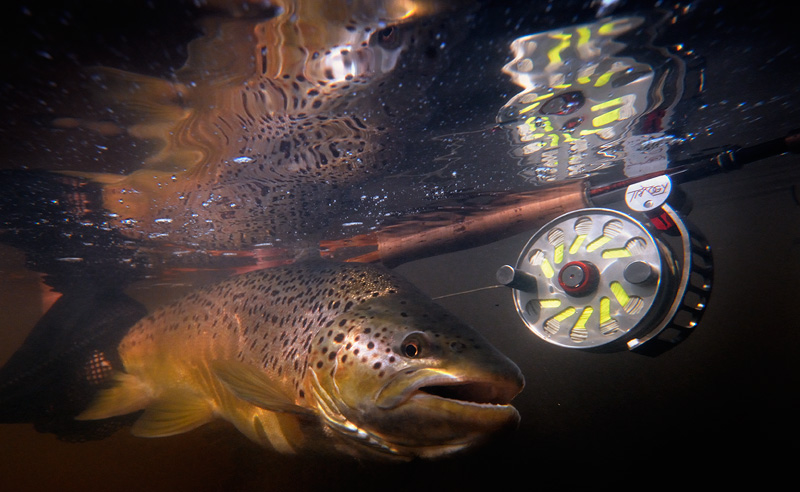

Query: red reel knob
[558,260,599,297]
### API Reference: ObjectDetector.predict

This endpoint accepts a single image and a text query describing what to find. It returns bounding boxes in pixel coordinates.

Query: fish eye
[375,26,402,49]
[401,335,423,358]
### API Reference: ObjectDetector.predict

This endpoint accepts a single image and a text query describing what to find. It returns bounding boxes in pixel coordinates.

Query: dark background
[2,1,799,489]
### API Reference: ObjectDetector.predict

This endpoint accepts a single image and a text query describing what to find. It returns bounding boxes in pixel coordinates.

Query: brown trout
[77,261,524,459]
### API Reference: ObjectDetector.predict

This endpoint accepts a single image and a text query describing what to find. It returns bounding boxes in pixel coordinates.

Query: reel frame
[499,201,712,356]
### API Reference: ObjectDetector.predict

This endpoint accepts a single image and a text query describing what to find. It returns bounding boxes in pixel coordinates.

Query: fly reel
[498,202,712,355]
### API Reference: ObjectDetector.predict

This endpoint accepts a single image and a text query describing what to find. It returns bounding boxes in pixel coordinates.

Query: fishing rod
[321,129,800,267]
[321,129,799,356]
[589,129,800,198]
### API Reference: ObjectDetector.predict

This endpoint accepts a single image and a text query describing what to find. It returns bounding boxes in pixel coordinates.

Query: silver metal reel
[498,205,712,355]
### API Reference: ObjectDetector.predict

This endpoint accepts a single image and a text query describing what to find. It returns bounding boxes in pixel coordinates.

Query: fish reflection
[63,0,464,250]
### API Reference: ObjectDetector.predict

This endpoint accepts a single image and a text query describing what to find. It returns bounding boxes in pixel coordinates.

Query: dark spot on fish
[450,341,466,353]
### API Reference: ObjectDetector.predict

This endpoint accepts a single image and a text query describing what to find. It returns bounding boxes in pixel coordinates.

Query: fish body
[78,261,523,459]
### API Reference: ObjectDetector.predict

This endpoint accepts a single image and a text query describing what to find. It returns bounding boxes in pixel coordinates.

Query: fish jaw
[304,295,524,460]
[362,365,524,458]
[308,356,523,460]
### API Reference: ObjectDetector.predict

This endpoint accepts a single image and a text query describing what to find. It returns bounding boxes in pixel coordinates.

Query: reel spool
[498,202,712,355]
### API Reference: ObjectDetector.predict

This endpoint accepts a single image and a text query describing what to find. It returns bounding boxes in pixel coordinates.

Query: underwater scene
[1,0,798,490]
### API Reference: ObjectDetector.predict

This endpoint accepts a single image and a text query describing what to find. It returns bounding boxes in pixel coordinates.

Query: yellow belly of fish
[79,326,306,453]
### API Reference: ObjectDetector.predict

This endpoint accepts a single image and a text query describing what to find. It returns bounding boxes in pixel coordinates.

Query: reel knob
[558,261,599,296]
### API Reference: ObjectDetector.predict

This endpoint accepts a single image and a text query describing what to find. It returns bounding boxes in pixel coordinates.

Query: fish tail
[89,67,190,134]
[75,373,151,421]
[0,281,147,441]
[87,67,206,173]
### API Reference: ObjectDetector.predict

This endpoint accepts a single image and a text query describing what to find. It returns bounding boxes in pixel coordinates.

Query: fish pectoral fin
[211,360,311,415]
[76,372,151,420]
[131,390,214,438]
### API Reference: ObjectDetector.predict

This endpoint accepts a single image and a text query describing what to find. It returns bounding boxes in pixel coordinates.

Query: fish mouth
[415,380,517,405]
[332,362,524,459]
[375,368,523,411]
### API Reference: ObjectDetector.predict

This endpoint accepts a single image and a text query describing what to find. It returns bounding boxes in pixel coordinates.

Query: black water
[2,1,799,490]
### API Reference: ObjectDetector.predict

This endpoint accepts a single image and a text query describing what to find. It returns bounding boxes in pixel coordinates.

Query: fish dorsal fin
[131,390,214,438]
[211,360,311,415]
[76,372,151,421]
